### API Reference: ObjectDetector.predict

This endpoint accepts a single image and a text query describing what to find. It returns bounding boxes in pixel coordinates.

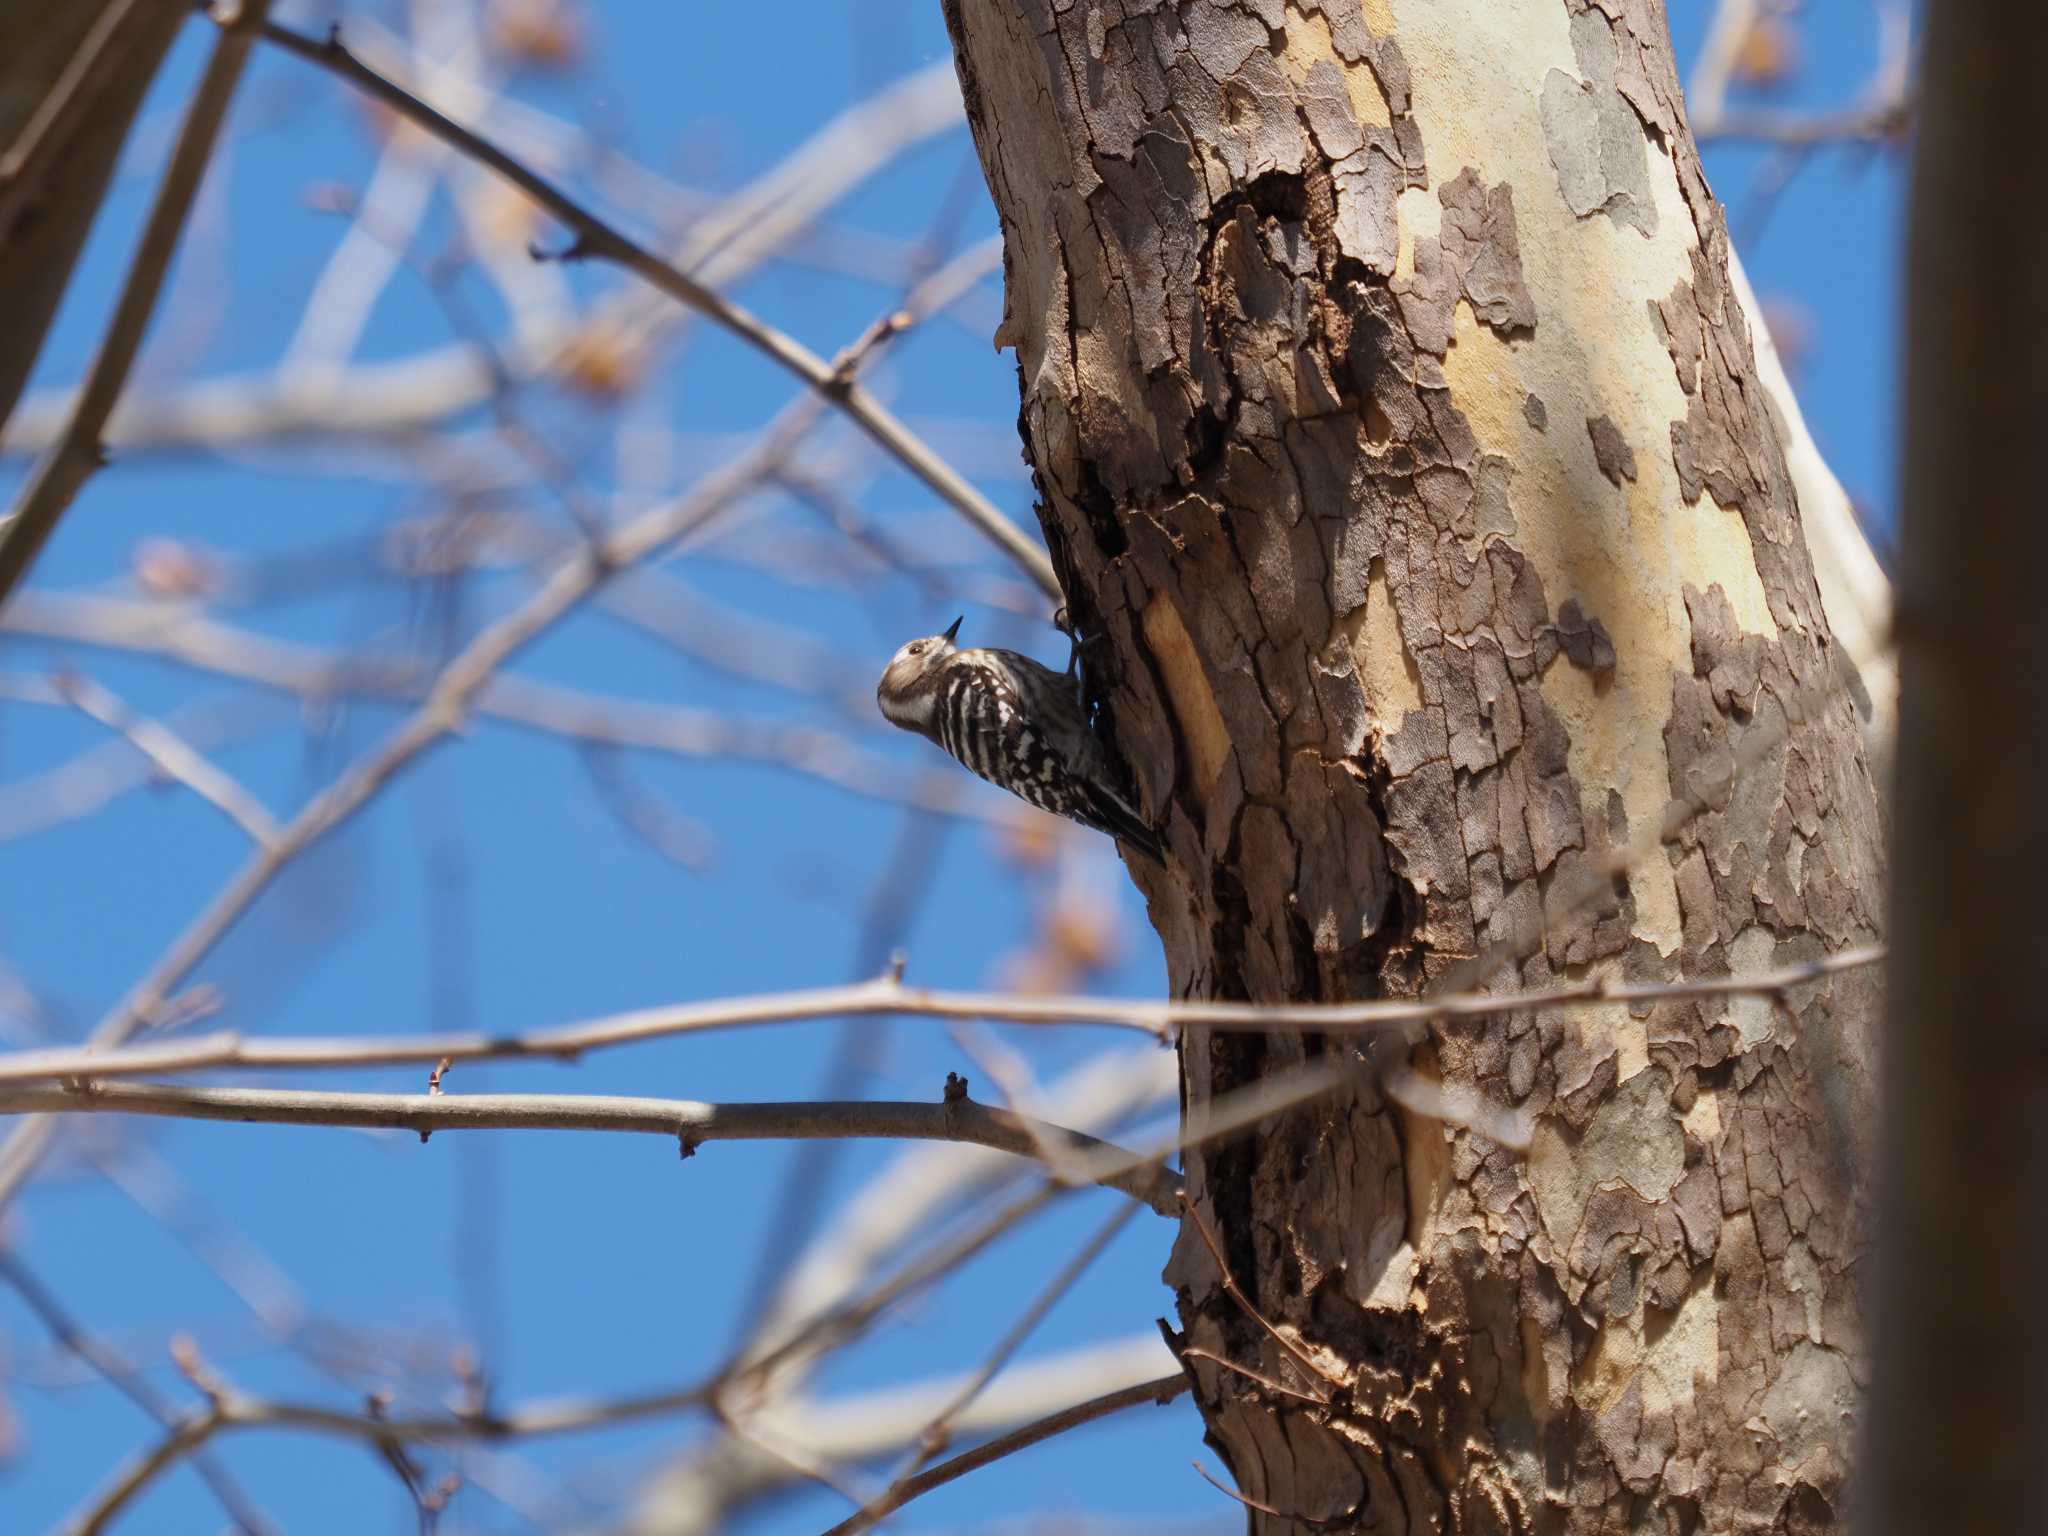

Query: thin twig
[1689,0,1912,147]
[578,747,718,871]
[728,808,952,1370]
[68,1352,1185,1536]
[70,1403,227,1536]
[91,1140,306,1339]
[0,590,989,827]
[716,1405,877,1515]
[0,1083,1182,1214]
[0,1,273,605]
[0,1251,275,1535]
[0,945,1885,1088]
[1180,1197,1341,1396]
[0,306,940,1212]
[814,1375,1189,1536]
[0,62,969,460]
[1194,1459,1307,1520]
[1697,97,1911,146]
[255,18,1059,598]
[735,1047,1176,1394]
[732,1183,1063,1400]
[1686,0,1761,127]
[940,1020,1093,1186]
[49,671,283,847]
[832,1199,1143,1533]
[0,688,278,842]
[1177,1346,1328,1406]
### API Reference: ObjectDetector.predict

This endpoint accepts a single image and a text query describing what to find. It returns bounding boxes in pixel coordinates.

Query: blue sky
[0,3,1902,1530]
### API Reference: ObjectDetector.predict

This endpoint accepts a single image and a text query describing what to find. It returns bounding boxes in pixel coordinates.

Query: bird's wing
[993,651,1163,862]
[1076,775,1164,862]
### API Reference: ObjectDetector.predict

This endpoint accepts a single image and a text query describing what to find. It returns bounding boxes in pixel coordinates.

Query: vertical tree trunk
[940,1,1885,1529]
[0,0,184,435]
[1864,2,2047,1531]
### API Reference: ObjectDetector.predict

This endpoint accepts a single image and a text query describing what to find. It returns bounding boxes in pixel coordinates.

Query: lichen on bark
[940,0,1885,1528]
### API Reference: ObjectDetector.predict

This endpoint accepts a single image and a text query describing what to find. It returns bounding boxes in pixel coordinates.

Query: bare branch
[1696,96,1911,147]
[1176,1346,1327,1406]
[814,1374,1190,1536]
[49,671,283,847]
[254,19,1058,598]
[0,687,277,842]
[1192,1458,1303,1520]
[831,1200,1144,1533]
[725,809,956,1372]
[475,674,971,816]
[1689,0,1912,147]
[630,1334,1182,1533]
[69,1336,1182,1536]
[69,1403,225,1536]
[593,569,876,709]
[0,1250,274,1534]
[1180,1196,1341,1395]
[0,945,1883,1088]
[715,1404,875,1516]
[0,1,272,604]
[1685,0,1760,128]
[578,747,718,871]
[0,591,986,828]
[0,339,940,1211]
[738,1047,1176,1383]
[1,64,969,460]
[733,1183,1065,1406]
[0,1083,1183,1214]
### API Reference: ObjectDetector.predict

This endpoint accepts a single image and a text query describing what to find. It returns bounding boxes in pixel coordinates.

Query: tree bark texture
[940,1,1885,1530]
[1864,3,2048,1532]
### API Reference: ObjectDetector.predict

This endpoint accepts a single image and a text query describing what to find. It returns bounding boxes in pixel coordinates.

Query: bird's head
[876,616,962,730]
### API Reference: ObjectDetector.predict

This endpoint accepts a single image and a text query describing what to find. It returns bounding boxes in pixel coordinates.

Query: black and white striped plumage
[877,617,1161,861]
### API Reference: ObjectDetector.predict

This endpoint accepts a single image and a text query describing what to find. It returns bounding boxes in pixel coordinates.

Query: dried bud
[556,324,647,399]
[467,177,545,251]
[1044,896,1121,976]
[994,805,1066,869]
[132,538,223,600]
[488,0,585,67]
[1732,16,1800,88]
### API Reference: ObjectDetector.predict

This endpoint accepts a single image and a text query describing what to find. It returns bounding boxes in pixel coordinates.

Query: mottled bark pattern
[939,0,1884,1530]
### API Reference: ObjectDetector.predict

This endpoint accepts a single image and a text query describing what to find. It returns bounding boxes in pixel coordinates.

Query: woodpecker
[877,616,1162,862]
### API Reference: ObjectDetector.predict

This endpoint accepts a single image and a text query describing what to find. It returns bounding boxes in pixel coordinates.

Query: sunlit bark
[942,1,1886,1527]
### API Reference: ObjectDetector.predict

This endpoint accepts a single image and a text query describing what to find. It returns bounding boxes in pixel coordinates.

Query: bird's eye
[908,642,926,656]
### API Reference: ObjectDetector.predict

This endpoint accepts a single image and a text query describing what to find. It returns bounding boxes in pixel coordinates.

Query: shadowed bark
[939,1,1886,1529]
[1864,1,2047,1532]
[0,0,183,437]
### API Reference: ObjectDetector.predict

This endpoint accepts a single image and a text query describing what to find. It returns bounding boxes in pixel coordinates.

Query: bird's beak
[942,615,963,643]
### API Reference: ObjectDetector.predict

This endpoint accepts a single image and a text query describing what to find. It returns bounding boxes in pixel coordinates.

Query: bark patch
[1143,589,1231,807]
[1539,7,1657,235]
[1586,413,1638,486]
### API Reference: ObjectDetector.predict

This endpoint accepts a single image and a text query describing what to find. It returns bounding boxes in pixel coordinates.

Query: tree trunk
[939,1,1886,1529]
[1863,2,2048,1531]
[0,0,184,436]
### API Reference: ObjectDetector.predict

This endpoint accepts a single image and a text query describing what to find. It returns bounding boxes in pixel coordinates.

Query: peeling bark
[940,1,1883,1530]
